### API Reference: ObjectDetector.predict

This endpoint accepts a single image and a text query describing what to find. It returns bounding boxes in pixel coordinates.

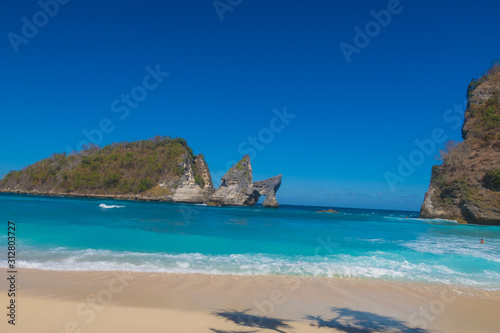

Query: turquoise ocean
[2,193,500,289]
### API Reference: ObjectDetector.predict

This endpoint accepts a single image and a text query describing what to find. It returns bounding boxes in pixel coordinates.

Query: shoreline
[7,265,500,292]
[2,268,499,332]
[0,188,202,203]
[0,190,423,213]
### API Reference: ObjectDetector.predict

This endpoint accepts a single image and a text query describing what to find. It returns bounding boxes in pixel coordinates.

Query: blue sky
[1,0,500,211]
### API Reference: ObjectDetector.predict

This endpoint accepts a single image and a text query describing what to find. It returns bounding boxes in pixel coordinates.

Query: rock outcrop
[420,64,500,225]
[253,175,282,208]
[0,137,282,208]
[207,155,282,207]
[168,154,215,203]
[316,209,339,213]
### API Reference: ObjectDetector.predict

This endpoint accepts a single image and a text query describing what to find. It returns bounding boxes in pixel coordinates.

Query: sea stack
[207,155,282,207]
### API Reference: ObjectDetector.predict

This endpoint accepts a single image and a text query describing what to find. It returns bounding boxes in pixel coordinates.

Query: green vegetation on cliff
[484,169,500,191]
[430,164,477,207]
[421,63,500,224]
[0,136,207,195]
[466,64,500,139]
[467,64,500,97]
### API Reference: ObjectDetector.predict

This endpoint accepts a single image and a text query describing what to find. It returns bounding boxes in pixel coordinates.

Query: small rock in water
[316,209,339,213]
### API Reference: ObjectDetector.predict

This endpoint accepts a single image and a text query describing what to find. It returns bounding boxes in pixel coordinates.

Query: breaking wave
[7,247,500,289]
[99,204,125,209]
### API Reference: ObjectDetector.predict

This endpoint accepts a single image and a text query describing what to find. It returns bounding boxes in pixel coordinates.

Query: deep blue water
[2,193,500,289]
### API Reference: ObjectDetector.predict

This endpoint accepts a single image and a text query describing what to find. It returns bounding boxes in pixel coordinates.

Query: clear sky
[1,0,500,211]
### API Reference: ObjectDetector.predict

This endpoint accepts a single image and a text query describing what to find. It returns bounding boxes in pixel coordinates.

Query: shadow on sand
[210,309,293,333]
[209,307,432,333]
[305,307,432,333]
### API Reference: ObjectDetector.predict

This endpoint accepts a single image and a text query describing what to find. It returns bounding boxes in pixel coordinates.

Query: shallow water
[2,193,499,289]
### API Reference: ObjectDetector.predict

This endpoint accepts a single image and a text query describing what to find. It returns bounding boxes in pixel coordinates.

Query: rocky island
[0,137,282,207]
[420,64,500,225]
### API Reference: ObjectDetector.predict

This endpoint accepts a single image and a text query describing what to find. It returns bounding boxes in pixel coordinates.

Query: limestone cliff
[253,175,282,208]
[420,65,500,225]
[0,137,215,202]
[0,137,282,208]
[207,155,282,207]
[162,153,215,203]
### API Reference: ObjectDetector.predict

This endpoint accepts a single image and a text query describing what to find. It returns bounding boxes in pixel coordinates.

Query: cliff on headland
[420,64,500,225]
[0,136,282,207]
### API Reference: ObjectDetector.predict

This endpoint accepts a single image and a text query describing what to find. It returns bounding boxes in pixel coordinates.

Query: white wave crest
[6,247,500,289]
[404,236,500,263]
[99,204,125,209]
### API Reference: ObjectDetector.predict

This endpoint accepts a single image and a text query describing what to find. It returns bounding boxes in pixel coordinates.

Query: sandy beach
[1,268,499,333]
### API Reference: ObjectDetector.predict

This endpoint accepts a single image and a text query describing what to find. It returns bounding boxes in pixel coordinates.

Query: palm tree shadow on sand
[210,309,293,333]
[305,307,432,333]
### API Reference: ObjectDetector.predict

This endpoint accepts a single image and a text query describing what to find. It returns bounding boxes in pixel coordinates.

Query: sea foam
[5,247,499,289]
[3,194,500,290]
[99,204,125,209]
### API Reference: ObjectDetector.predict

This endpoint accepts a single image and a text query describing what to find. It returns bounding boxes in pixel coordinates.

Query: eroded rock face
[168,154,215,203]
[253,175,282,208]
[0,136,282,208]
[420,65,500,225]
[420,187,463,221]
[207,155,282,207]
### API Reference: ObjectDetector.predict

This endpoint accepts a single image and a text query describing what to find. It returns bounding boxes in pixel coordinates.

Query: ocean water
[2,193,500,289]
